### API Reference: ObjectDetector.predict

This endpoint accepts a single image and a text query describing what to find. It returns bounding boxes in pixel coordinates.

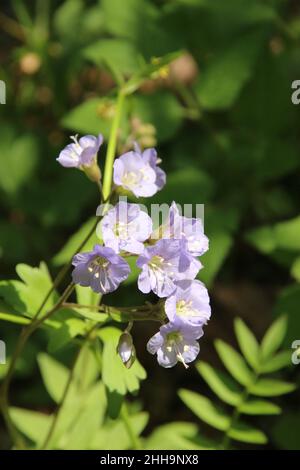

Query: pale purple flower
[101,201,153,254]
[165,280,211,326]
[72,244,130,294]
[57,134,103,168]
[147,320,203,368]
[134,143,166,191]
[137,239,201,298]
[154,202,209,257]
[113,146,165,197]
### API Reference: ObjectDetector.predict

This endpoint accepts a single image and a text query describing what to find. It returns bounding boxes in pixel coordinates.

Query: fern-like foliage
[179,316,296,449]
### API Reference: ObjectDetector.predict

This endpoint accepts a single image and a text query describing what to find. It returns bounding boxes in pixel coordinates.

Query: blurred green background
[0,0,300,450]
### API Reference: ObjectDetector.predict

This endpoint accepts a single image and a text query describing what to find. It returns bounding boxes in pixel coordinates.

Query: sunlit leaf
[214,339,254,386]
[234,318,260,371]
[240,399,281,415]
[260,315,288,359]
[228,421,267,444]
[260,350,292,374]
[249,378,296,397]
[179,389,230,431]
[196,361,241,406]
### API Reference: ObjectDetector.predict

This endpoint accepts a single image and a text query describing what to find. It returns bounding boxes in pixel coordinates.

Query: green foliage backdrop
[0,0,299,450]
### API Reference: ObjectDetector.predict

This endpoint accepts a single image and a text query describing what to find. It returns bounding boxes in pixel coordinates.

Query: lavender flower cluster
[57,135,211,369]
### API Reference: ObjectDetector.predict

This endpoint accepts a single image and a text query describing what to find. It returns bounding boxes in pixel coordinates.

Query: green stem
[102,90,125,201]
[221,373,259,450]
[63,301,165,323]
[120,403,142,450]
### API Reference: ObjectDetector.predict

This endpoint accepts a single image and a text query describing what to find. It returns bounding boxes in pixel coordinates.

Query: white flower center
[121,171,140,187]
[176,299,198,318]
[88,256,109,276]
[165,331,189,369]
[114,221,129,239]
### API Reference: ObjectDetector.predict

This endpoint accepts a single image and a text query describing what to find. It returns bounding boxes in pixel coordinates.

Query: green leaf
[61,383,107,450]
[234,318,260,370]
[273,216,300,251]
[73,284,109,323]
[198,231,233,286]
[245,225,277,254]
[246,216,300,255]
[0,298,30,325]
[196,361,241,406]
[53,0,84,40]
[73,345,100,391]
[47,317,87,353]
[196,32,263,110]
[260,315,287,359]
[151,168,215,206]
[10,407,52,445]
[145,422,213,450]
[291,256,300,282]
[249,378,296,397]
[84,39,141,81]
[260,350,292,373]
[15,262,57,317]
[0,131,38,195]
[98,327,146,396]
[214,339,254,386]
[124,51,182,94]
[61,97,127,139]
[239,399,281,415]
[274,284,300,347]
[90,411,148,450]
[0,311,30,325]
[38,353,70,403]
[53,218,99,266]
[132,91,183,143]
[178,389,230,431]
[228,422,267,444]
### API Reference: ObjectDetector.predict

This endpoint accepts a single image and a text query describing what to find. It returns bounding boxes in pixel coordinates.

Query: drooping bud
[117,331,136,369]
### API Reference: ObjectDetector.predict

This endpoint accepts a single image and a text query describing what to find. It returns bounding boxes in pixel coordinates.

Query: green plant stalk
[63,301,166,323]
[102,90,125,201]
[221,373,259,450]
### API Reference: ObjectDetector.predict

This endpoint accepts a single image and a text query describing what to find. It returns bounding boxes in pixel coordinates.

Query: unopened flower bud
[117,331,136,368]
